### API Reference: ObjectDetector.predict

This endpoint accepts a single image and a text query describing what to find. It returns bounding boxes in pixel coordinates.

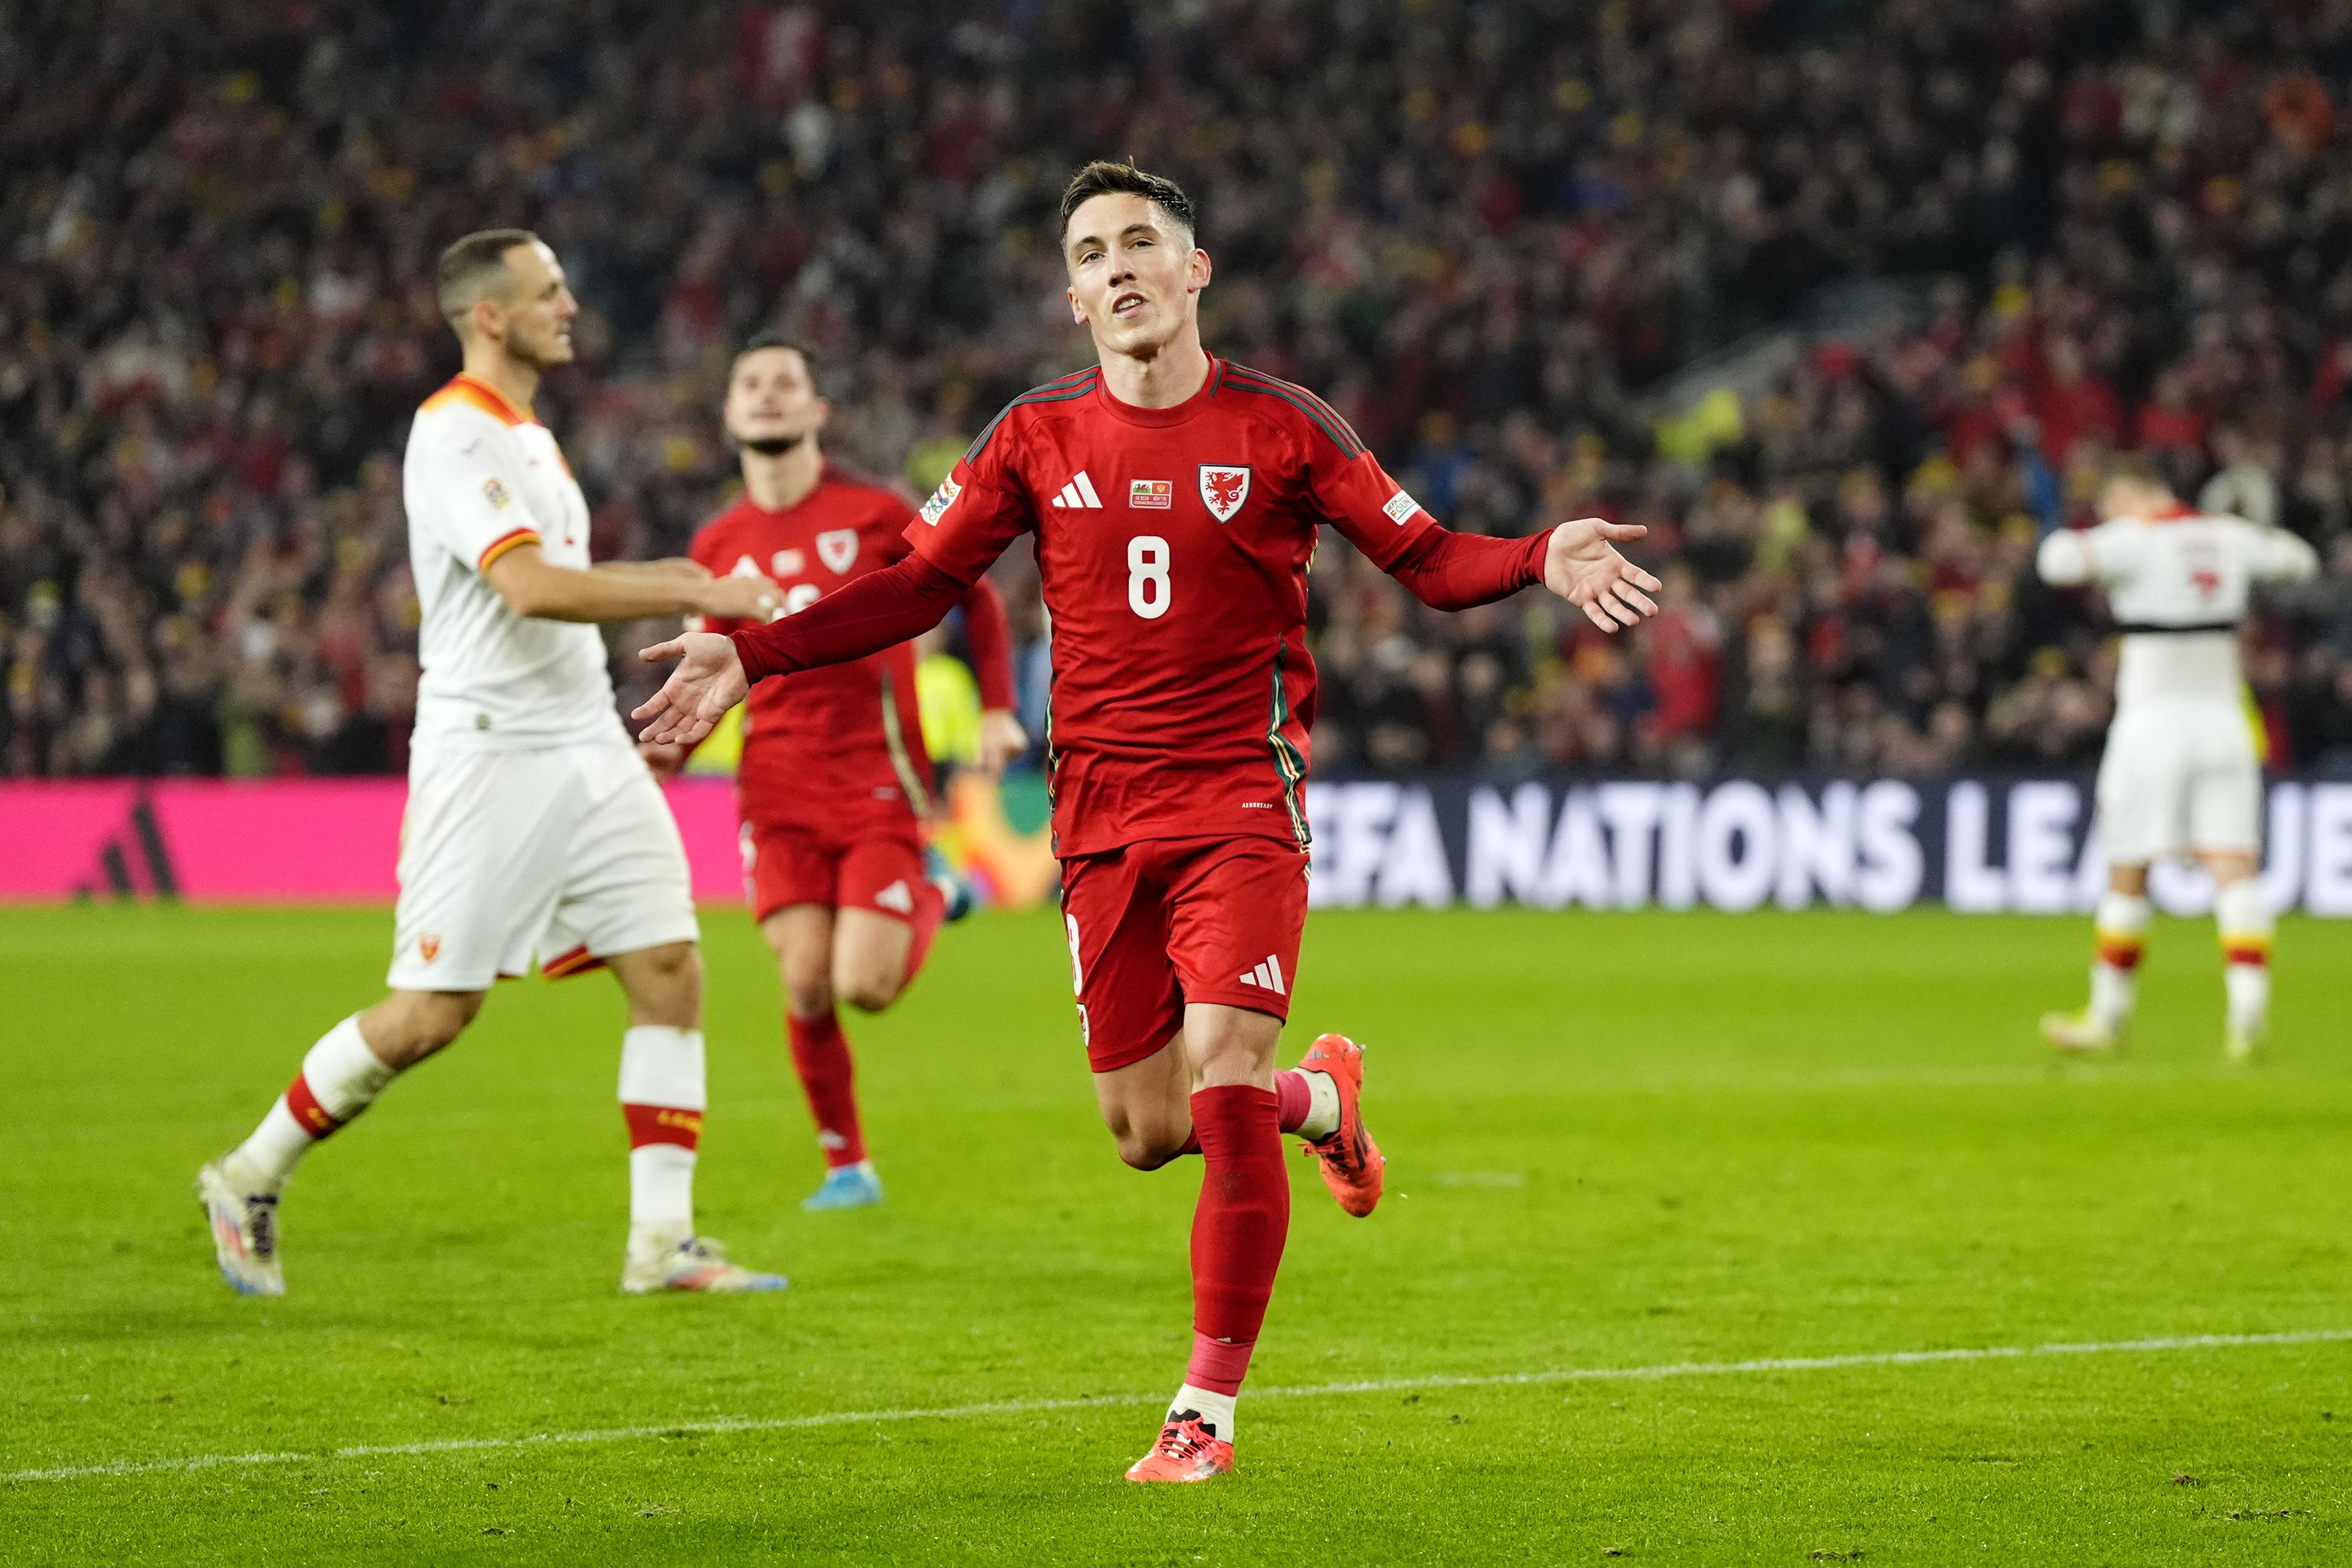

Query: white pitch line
[9,1327,2349,1485]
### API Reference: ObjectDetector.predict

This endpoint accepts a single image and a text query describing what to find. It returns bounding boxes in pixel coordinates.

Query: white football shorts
[387,739,698,991]
[2094,699,2262,866]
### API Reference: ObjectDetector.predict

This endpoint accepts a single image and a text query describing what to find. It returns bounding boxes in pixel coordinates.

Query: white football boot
[2225,1017,2265,1063]
[2041,1009,2123,1055]
[197,1158,285,1297]
[620,1227,787,1294]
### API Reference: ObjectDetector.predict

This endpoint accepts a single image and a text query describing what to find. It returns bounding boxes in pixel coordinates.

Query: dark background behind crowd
[8,0,2352,784]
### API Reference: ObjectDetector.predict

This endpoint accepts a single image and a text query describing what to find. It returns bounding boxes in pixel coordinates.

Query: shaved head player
[199,230,787,1298]
[631,164,1661,1479]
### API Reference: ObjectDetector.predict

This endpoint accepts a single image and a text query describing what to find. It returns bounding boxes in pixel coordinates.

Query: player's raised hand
[974,708,1029,778]
[633,631,750,747]
[1543,517,1661,634]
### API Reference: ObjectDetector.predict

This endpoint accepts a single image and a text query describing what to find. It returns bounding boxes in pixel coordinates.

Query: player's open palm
[1544,517,1661,633]
[634,631,749,747]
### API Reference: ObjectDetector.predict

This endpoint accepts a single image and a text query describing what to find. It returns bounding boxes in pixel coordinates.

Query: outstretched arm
[2248,525,2320,583]
[2037,528,2097,587]
[485,544,781,624]
[1385,520,1660,631]
[632,553,973,747]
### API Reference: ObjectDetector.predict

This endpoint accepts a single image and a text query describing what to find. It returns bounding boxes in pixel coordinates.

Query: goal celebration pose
[632,164,1659,1479]
[198,231,787,1297]
[2038,467,2317,1059]
[643,336,1025,1210]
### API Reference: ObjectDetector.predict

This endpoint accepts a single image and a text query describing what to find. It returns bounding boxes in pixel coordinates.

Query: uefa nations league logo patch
[1199,465,1250,523]
[919,477,961,526]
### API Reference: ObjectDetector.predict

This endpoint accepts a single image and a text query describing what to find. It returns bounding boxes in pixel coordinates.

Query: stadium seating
[4,0,2350,779]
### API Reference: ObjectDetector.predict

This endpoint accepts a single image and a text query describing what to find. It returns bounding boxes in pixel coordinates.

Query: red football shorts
[1057,834,1309,1074]
[741,818,928,925]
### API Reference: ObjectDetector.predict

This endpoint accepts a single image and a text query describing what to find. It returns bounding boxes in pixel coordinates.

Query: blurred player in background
[641,336,1024,1211]
[198,230,788,1298]
[631,163,1660,1481]
[2038,465,2318,1059]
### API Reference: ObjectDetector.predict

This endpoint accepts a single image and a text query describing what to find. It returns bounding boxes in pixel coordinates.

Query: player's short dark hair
[731,332,822,395]
[1059,161,1197,249]
[437,229,541,330]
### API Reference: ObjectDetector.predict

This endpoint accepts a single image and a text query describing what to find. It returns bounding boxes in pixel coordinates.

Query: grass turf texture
[4,904,2350,1565]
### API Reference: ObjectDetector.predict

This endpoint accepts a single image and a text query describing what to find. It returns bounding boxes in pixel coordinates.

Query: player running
[642,336,1024,1211]
[2037,465,2317,1060]
[631,164,1660,1480]
[197,230,788,1298]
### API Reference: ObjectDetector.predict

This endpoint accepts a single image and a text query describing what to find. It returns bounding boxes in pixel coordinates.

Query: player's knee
[2204,853,2258,885]
[623,942,703,1025]
[781,958,834,1019]
[1105,1113,1190,1171]
[416,992,481,1051]
[834,964,900,1015]
[369,990,481,1066]
[1112,1127,1175,1170]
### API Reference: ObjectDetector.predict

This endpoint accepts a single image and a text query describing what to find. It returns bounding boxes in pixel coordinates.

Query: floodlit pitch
[7,904,2350,1561]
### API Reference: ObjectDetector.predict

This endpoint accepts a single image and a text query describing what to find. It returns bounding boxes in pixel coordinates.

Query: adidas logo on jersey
[1238,955,1287,996]
[873,879,915,915]
[1051,471,1104,508]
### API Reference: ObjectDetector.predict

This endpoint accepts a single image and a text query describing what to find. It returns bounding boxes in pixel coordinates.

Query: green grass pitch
[6,902,2351,1564]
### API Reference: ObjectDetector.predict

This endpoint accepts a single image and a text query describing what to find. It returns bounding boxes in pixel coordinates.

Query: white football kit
[2037,507,2318,865]
[390,374,696,990]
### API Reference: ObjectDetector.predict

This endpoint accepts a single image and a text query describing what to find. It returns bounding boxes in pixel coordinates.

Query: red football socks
[1173,1070,1311,1159]
[1273,1068,1311,1133]
[1185,1084,1290,1396]
[787,1011,866,1168]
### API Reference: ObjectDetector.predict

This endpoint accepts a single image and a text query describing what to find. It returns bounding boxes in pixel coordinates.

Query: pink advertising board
[0,778,748,904]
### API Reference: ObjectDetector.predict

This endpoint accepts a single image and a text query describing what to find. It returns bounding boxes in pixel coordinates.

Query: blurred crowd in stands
[8,0,2352,783]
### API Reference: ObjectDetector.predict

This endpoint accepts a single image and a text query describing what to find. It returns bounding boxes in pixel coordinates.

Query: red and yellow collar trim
[423,374,532,427]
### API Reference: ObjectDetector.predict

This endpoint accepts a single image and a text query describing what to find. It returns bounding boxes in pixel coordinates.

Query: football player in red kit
[634,164,1659,1481]
[642,337,1024,1210]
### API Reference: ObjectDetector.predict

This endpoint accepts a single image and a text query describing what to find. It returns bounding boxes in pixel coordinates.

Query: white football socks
[2088,891,2151,1030]
[620,1025,706,1232]
[230,1015,396,1191]
[1170,1383,1237,1444]
[2214,878,2273,1033]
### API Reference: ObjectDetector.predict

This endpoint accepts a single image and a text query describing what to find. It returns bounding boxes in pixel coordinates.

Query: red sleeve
[958,576,1015,710]
[904,415,1033,578]
[732,554,971,684]
[1384,527,1550,611]
[1280,391,1439,568]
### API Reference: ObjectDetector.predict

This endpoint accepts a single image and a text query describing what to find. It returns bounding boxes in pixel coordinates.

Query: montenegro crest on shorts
[1198,465,1251,523]
[815,528,859,574]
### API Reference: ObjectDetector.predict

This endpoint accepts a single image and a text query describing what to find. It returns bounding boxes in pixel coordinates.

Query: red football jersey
[909,357,1437,856]
[691,467,935,832]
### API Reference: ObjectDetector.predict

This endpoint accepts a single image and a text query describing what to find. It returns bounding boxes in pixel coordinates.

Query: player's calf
[198,1004,457,1296]
[2214,874,2272,1061]
[2044,888,2145,1055]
